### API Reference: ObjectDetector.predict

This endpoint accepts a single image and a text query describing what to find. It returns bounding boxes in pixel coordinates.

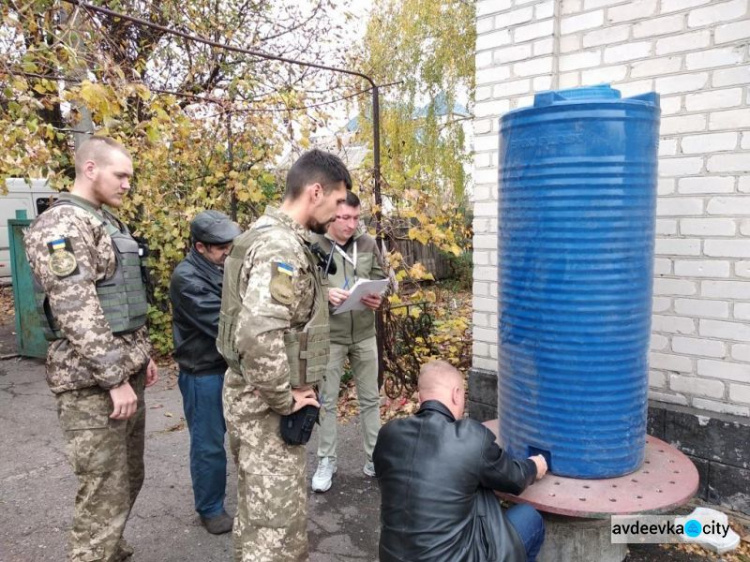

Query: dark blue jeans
[506,503,545,562]
[178,372,227,518]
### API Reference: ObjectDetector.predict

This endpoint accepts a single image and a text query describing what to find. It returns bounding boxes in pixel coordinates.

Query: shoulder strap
[54,198,122,237]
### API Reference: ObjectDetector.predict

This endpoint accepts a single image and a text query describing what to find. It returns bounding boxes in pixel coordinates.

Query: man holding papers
[310,191,387,493]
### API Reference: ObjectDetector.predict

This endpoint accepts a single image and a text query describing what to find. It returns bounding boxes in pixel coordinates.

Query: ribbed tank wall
[497,86,660,479]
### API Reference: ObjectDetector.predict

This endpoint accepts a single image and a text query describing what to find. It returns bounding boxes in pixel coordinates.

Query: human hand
[145,358,159,388]
[360,293,382,310]
[328,288,350,307]
[291,387,320,412]
[109,381,138,419]
[529,455,548,480]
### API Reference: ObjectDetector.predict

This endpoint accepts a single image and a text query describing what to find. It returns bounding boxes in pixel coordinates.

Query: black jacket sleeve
[476,426,538,495]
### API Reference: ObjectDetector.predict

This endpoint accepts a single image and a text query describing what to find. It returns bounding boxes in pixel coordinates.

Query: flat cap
[190,210,242,244]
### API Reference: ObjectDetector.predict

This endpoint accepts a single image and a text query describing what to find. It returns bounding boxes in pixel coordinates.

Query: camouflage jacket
[223,206,319,417]
[24,194,151,394]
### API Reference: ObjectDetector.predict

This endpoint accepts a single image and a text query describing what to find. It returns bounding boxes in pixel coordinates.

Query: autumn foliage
[2,0,476,396]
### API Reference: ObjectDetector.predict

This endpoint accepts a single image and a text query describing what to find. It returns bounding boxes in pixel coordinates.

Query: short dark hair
[344,191,360,208]
[284,149,352,201]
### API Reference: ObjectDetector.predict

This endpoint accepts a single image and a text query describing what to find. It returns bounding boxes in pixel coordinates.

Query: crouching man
[373,360,548,562]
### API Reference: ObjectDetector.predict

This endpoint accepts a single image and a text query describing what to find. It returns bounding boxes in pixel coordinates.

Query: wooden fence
[379,221,455,281]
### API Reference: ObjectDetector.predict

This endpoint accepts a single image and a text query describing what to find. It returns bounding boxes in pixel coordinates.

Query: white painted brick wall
[686,47,745,70]
[660,0,710,14]
[672,336,727,357]
[669,374,725,399]
[661,114,707,135]
[674,260,731,277]
[473,0,750,415]
[681,132,738,154]
[710,108,750,130]
[651,352,693,372]
[631,56,683,79]
[687,0,748,28]
[604,42,653,63]
[660,178,680,195]
[735,302,750,320]
[734,344,750,362]
[656,30,711,55]
[680,218,736,236]
[713,65,750,87]
[673,298,730,319]
[607,0,659,23]
[685,88,744,111]
[583,25,629,47]
[678,176,734,194]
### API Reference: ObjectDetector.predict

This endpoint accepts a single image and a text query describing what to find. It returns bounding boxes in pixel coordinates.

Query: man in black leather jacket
[170,210,241,534]
[374,360,548,562]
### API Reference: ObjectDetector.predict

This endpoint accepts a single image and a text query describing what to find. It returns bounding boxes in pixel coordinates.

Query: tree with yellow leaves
[350,0,476,275]
[1,0,355,352]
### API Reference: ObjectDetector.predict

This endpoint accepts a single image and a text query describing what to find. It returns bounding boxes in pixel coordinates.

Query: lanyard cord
[339,240,358,289]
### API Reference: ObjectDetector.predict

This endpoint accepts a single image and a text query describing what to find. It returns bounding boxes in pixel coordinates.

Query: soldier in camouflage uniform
[218,149,350,561]
[24,137,158,562]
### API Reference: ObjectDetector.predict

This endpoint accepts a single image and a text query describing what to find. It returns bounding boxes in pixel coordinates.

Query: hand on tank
[529,455,548,480]
[109,381,138,419]
[145,358,159,387]
[291,387,320,411]
[328,288,350,307]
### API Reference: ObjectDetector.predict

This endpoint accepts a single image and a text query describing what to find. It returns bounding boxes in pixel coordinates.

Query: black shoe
[200,511,233,535]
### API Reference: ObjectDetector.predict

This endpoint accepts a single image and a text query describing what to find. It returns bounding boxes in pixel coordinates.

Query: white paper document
[332,278,390,315]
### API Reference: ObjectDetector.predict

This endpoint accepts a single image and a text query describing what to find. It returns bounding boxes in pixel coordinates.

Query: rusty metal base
[482,420,698,562]
[483,421,699,519]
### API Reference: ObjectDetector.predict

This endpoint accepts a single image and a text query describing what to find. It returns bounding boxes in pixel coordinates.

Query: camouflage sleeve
[24,208,142,388]
[234,235,309,415]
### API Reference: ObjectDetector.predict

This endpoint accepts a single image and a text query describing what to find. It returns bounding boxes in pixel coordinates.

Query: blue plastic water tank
[497,85,660,479]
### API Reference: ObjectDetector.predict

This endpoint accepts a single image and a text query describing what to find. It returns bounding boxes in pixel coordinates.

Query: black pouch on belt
[280,404,320,445]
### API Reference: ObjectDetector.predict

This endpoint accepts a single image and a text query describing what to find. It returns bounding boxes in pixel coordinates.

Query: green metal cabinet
[9,210,48,358]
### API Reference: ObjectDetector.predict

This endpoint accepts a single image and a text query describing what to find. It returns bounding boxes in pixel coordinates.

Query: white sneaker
[312,457,337,493]
[363,460,376,477]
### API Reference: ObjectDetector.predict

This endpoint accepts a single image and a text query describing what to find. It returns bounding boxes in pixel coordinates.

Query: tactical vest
[217,224,330,388]
[34,197,149,341]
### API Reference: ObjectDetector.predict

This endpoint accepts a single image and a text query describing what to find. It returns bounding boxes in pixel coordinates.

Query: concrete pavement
[0,355,380,562]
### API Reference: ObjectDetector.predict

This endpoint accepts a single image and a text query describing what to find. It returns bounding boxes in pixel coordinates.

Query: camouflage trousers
[226,402,308,562]
[56,369,146,562]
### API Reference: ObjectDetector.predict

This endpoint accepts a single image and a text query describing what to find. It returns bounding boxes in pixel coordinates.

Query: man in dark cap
[170,210,241,534]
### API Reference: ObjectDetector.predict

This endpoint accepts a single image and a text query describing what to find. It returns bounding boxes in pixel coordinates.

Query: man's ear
[451,385,462,407]
[83,159,97,180]
[303,182,317,202]
[311,182,323,203]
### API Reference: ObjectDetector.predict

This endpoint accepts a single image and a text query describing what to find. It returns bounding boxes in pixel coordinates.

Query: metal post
[226,109,238,221]
[371,85,387,387]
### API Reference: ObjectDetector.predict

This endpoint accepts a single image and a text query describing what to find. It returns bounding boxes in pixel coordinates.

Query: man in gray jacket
[311,191,387,492]
[170,210,241,534]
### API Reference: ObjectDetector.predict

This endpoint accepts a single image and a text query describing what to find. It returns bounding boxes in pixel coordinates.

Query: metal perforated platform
[483,421,699,519]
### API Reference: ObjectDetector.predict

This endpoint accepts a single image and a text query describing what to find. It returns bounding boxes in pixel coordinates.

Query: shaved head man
[374,360,548,562]
[416,360,466,419]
